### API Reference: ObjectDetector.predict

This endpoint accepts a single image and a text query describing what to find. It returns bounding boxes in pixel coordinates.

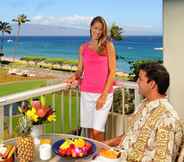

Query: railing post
[61,91,64,132]
[9,104,13,136]
[69,89,72,129]
[76,88,80,129]
[0,106,4,141]
[52,94,56,133]
[121,88,126,133]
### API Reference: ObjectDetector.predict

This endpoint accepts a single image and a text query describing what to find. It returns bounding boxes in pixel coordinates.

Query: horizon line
[2,35,163,37]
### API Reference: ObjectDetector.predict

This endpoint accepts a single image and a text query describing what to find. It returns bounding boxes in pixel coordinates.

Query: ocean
[2,36,163,72]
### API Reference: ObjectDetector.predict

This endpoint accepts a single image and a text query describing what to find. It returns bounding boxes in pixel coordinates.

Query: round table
[4,134,111,162]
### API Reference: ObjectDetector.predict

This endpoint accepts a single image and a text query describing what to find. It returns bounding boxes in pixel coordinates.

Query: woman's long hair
[90,16,110,54]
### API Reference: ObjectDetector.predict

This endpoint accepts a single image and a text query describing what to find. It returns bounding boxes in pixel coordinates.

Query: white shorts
[80,92,113,132]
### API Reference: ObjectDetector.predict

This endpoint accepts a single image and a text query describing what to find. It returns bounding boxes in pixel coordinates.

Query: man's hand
[103,134,124,147]
[96,94,107,110]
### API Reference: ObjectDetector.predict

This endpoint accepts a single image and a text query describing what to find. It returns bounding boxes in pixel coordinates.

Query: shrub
[113,88,135,115]
[0,52,4,57]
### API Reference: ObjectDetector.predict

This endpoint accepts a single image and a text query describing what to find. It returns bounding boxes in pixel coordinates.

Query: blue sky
[0,0,162,35]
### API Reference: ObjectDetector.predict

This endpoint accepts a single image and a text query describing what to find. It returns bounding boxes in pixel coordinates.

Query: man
[105,63,183,161]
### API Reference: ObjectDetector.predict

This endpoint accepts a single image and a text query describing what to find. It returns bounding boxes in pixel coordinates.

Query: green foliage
[46,58,78,65]
[0,21,12,52]
[0,21,12,34]
[40,95,46,106]
[20,56,78,66]
[16,116,32,136]
[128,59,163,81]
[12,14,30,26]
[0,60,11,64]
[63,59,78,65]
[0,53,4,57]
[113,88,135,115]
[110,23,123,41]
[0,80,47,97]
[45,58,65,64]
[20,56,46,62]
[12,14,30,55]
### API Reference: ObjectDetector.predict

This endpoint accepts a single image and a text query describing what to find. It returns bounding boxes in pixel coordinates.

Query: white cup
[39,144,52,160]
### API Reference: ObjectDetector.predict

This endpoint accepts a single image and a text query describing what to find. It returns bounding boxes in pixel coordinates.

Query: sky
[0,0,162,35]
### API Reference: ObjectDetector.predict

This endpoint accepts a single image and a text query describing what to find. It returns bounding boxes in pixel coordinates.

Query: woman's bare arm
[102,41,116,96]
[96,41,116,109]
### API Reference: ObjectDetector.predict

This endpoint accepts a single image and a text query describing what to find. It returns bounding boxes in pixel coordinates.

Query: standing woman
[66,16,116,141]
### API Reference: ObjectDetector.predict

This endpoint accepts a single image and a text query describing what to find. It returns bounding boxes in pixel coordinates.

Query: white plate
[95,155,124,162]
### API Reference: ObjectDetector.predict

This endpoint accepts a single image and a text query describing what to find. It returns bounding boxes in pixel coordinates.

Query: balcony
[0,80,140,141]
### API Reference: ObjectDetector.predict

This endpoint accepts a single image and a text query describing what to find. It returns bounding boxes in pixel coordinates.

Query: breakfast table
[4,133,111,162]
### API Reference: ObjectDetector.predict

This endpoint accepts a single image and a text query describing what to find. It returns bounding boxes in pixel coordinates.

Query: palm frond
[0,21,12,34]
[110,23,123,41]
[12,14,30,25]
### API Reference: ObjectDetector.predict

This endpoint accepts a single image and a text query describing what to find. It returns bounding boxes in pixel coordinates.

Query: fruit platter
[52,138,96,159]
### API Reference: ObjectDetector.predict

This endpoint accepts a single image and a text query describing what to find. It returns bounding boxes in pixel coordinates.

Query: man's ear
[150,80,156,89]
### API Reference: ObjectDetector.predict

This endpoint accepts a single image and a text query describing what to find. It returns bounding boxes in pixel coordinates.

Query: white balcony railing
[0,81,140,140]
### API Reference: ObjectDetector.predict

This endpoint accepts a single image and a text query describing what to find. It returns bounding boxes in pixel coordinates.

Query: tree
[128,59,163,81]
[110,23,123,41]
[12,14,30,55]
[0,21,12,53]
[0,21,12,62]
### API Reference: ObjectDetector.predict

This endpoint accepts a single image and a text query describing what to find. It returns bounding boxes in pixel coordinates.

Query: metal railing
[105,80,141,138]
[0,81,140,140]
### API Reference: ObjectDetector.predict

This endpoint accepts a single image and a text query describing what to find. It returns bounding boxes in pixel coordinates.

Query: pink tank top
[80,43,113,93]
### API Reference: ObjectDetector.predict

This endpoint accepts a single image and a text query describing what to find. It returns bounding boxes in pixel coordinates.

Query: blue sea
[2,36,163,72]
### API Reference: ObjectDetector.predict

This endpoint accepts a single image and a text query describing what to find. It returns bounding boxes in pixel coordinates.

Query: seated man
[105,63,183,162]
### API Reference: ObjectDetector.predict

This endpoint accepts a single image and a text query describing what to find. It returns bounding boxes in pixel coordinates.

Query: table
[4,134,111,162]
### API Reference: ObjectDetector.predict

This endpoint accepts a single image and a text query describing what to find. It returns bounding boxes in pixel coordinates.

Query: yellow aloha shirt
[120,98,183,162]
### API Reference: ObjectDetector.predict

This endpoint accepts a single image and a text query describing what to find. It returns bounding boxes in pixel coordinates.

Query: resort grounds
[0,56,129,138]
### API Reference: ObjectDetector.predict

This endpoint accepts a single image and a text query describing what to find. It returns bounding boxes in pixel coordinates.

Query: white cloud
[31,15,93,29]
[121,24,161,35]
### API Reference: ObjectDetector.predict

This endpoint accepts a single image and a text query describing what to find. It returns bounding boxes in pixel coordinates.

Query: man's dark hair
[138,63,170,95]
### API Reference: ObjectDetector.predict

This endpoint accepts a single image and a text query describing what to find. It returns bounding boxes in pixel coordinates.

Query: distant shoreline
[2,35,163,73]
[2,35,163,37]
[0,56,129,78]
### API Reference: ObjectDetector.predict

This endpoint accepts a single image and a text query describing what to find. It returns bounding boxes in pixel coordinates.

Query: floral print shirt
[120,98,183,162]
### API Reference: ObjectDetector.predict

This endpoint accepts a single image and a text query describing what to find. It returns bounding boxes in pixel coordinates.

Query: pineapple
[16,116,35,162]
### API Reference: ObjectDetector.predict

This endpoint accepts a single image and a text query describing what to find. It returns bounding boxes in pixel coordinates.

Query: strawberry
[58,149,66,156]
[66,148,72,156]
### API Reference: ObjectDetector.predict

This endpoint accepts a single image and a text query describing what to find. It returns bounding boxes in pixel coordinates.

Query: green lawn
[6,93,79,138]
[44,92,80,133]
[0,80,47,97]
[1,81,80,138]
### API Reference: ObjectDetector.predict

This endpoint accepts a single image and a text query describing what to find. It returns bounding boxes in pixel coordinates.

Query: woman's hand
[64,75,79,87]
[65,75,75,84]
[96,94,107,110]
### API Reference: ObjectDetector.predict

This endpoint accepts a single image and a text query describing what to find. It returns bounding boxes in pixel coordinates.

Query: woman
[66,16,116,141]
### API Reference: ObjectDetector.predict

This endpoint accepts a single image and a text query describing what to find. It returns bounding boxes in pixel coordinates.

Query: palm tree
[12,14,30,55]
[110,23,123,41]
[0,21,12,59]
